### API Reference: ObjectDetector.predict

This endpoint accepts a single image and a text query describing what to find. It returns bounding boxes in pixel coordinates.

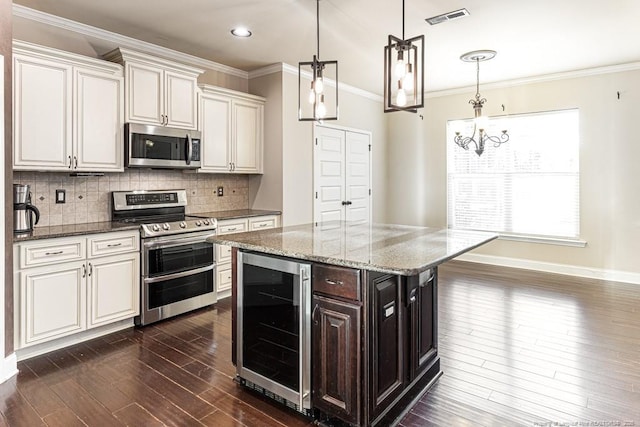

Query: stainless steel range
[112,189,217,326]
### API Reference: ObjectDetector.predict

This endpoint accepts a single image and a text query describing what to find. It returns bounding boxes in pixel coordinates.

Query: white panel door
[200,93,232,172]
[165,70,197,129]
[88,253,140,328]
[345,132,371,223]
[126,62,163,125]
[314,126,346,225]
[75,68,124,171]
[233,100,263,173]
[13,54,73,170]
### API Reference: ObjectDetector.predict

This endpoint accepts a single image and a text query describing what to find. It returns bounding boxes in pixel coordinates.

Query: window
[447,109,580,241]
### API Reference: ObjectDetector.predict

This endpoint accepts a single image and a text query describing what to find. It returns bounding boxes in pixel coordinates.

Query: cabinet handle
[107,243,122,247]
[88,263,93,277]
[324,279,344,286]
[82,264,86,278]
[258,223,268,228]
[312,303,319,325]
[68,156,72,169]
[73,156,78,169]
[45,250,64,256]
[227,227,237,231]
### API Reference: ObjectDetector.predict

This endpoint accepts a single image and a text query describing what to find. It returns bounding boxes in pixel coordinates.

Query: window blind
[447,109,580,240]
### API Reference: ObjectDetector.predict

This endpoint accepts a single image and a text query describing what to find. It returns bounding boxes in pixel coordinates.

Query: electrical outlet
[55,189,66,204]
[217,186,224,196]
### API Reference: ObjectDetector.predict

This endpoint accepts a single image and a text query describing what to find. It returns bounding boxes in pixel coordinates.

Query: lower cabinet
[312,294,361,426]
[14,230,140,350]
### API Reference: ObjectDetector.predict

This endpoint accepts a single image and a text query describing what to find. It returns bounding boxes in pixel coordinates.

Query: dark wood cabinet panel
[312,294,361,426]
[407,268,438,381]
[313,263,361,301]
[369,273,404,419]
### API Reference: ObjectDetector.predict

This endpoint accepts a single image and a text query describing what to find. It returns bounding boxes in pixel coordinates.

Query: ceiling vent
[425,8,470,25]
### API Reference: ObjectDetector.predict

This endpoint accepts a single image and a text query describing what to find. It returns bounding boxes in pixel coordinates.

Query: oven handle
[144,264,215,284]
[143,234,215,250]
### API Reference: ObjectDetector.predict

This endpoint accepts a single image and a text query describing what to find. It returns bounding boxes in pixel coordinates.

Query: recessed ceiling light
[231,27,252,37]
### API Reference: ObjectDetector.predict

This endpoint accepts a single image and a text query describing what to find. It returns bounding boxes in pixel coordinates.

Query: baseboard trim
[456,253,640,285]
[1,353,18,384]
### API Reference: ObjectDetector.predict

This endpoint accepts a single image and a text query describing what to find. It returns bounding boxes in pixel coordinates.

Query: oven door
[237,251,312,412]
[139,231,215,325]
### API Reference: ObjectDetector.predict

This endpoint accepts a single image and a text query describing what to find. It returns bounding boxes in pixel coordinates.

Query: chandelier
[383,0,424,113]
[298,0,338,121]
[454,50,509,156]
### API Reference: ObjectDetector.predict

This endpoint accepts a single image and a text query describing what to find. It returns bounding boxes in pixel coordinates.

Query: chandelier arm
[485,132,510,147]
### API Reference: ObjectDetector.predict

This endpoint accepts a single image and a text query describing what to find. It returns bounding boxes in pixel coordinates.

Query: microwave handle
[186,133,193,165]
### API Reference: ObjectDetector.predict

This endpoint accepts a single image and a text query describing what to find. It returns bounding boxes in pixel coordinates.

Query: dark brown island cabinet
[311,263,439,426]
[215,222,496,427]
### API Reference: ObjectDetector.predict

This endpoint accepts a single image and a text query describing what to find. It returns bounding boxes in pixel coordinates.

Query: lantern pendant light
[384,0,425,113]
[298,0,338,121]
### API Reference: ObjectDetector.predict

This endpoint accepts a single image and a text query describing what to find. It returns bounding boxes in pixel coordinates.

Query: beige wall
[249,68,388,226]
[387,69,640,274]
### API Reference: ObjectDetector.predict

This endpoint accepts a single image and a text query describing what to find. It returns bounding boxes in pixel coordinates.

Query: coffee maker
[13,184,40,233]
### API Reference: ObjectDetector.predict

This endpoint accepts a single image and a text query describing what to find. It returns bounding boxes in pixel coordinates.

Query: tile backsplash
[13,170,250,227]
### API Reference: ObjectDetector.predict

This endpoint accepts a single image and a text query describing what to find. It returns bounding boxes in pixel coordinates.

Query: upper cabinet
[199,85,265,174]
[13,41,124,172]
[104,48,203,130]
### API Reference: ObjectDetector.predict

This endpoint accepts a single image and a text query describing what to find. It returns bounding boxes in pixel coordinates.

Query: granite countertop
[207,221,498,276]
[192,209,281,221]
[13,221,139,242]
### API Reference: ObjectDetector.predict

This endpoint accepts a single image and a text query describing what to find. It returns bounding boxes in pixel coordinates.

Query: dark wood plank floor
[1,261,639,426]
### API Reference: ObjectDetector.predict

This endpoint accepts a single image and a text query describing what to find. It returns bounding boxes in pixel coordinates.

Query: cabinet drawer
[217,219,248,235]
[248,215,278,231]
[18,238,86,269]
[88,231,139,258]
[216,244,232,263]
[217,263,232,292]
[313,264,361,301]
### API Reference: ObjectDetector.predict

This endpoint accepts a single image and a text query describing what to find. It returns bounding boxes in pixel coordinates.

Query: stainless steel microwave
[125,123,201,169]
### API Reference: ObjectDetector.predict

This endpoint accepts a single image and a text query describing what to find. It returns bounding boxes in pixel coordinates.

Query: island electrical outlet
[217,186,224,196]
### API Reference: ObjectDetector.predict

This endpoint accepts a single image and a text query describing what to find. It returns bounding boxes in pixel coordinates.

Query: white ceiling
[12,0,640,95]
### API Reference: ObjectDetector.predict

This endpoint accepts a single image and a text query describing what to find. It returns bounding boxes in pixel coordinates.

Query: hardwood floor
[1,261,639,426]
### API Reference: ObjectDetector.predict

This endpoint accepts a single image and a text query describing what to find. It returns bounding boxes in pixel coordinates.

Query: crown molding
[12,4,248,79]
[427,61,640,99]
[249,62,384,103]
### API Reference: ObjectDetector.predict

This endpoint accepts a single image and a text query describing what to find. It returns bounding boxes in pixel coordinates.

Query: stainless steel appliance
[112,189,217,325]
[13,184,40,233]
[125,123,201,169]
[237,250,312,414]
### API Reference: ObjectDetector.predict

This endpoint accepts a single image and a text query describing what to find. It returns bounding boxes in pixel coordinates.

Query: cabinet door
[88,252,140,328]
[126,62,163,125]
[232,99,263,173]
[312,294,361,426]
[216,263,232,293]
[165,70,198,129]
[369,273,404,419]
[407,269,438,380]
[75,68,124,171]
[20,261,86,347]
[200,93,232,172]
[13,54,73,170]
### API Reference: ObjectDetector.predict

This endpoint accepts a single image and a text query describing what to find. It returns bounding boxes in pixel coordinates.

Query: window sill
[498,233,587,248]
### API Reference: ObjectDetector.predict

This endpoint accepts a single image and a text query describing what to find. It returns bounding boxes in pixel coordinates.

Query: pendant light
[298,0,338,121]
[384,0,425,113]
[453,50,509,156]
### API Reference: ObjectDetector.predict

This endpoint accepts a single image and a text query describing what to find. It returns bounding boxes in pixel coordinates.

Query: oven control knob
[195,220,202,226]
[180,221,187,228]
[162,223,170,230]
[203,219,210,225]
[151,224,160,232]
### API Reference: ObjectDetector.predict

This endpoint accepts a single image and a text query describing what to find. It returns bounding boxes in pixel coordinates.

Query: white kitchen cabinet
[199,85,265,174]
[215,215,279,298]
[14,230,140,352]
[105,48,203,129]
[13,41,124,172]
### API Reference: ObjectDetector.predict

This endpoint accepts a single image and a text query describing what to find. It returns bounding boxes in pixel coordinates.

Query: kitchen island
[207,221,497,427]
